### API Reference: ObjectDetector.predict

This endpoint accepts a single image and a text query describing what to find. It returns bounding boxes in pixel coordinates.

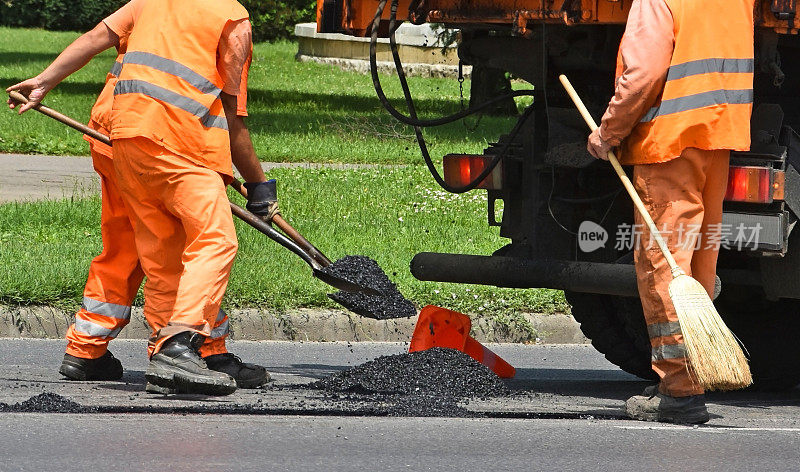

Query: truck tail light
[442,154,503,190]
[724,166,784,203]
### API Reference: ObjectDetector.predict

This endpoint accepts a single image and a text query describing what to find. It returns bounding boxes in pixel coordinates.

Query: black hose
[372,0,534,193]
[368,0,534,128]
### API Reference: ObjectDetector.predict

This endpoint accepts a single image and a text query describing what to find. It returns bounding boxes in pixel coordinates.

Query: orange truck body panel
[318,0,799,36]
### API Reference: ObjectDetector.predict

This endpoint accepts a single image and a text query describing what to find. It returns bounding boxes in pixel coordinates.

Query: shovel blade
[313,268,381,295]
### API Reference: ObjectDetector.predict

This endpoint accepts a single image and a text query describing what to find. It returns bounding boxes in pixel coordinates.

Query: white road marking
[617,425,800,432]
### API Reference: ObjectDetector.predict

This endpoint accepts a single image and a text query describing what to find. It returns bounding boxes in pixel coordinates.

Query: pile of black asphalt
[308,347,509,417]
[0,392,90,413]
[323,255,417,320]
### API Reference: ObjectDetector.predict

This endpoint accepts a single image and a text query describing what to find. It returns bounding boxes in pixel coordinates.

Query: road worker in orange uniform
[8,0,277,395]
[587,0,754,423]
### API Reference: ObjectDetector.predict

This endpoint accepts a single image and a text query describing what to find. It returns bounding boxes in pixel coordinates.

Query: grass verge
[0,27,530,163]
[0,165,567,316]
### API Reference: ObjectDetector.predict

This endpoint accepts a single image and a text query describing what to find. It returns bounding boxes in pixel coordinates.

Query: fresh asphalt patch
[1,340,800,428]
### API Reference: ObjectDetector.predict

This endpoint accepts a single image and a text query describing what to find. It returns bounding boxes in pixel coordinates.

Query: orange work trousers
[112,137,237,357]
[633,147,730,397]
[65,138,145,359]
[65,136,233,359]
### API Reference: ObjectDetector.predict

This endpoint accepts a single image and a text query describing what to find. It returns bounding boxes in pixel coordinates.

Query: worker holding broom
[586,0,755,423]
[7,0,278,395]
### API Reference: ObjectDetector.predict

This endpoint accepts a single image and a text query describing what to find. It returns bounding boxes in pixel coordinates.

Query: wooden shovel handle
[8,91,112,146]
[558,75,682,276]
[229,179,332,266]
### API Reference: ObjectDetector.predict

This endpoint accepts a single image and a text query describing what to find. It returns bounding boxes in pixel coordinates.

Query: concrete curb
[0,305,587,344]
[296,55,470,79]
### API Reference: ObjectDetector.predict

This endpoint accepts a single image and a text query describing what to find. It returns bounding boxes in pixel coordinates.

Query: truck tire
[565,291,658,381]
[567,287,800,390]
[713,286,800,391]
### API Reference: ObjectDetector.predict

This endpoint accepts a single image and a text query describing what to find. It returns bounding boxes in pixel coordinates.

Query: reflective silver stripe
[216,309,227,323]
[73,318,122,338]
[666,58,754,82]
[114,79,228,130]
[202,113,229,130]
[640,89,753,122]
[647,321,682,339]
[109,61,123,77]
[652,344,687,361]
[210,319,229,339]
[82,296,131,320]
[122,51,221,96]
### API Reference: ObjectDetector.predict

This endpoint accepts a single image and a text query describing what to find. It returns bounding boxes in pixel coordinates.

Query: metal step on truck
[316,0,800,389]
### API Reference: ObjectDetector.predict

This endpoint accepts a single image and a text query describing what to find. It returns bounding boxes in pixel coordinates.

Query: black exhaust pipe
[411,253,762,298]
[411,252,638,297]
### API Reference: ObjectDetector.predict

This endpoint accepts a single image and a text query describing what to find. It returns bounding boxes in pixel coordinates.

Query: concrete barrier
[294,22,471,78]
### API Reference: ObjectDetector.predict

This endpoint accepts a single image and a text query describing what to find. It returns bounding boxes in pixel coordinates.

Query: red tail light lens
[724,166,784,203]
[442,154,503,190]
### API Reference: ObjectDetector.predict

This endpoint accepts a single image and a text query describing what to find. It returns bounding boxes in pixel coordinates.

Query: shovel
[7,90,377,295]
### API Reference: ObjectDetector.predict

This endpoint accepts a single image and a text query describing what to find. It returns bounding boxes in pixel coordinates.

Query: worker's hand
[587,128,612,161]
[6,77,50,114]
[244,179,280,221]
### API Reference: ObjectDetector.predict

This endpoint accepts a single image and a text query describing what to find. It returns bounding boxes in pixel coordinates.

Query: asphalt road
[1,339,799,471]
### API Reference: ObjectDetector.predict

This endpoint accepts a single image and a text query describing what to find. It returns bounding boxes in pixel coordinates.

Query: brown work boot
[146,332,237,396]
[626,389,710,424]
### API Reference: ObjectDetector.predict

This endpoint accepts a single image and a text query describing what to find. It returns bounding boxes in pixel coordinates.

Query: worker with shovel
[7,0,278,395]
[586,0,754,423]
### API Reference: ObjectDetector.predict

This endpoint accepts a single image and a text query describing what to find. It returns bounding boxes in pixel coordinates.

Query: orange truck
[317,0,800,389]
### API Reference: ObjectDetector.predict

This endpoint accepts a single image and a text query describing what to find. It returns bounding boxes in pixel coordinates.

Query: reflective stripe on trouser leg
[112,138,237,357]
[65,149,144,359]
[632,149,731,397]
[199,308,230,357]
[65,297,133,358]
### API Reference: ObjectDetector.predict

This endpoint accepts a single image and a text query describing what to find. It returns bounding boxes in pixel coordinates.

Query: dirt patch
[323,256,416,320]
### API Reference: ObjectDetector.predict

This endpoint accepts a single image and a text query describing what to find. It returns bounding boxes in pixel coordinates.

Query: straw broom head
[669,274,752,390]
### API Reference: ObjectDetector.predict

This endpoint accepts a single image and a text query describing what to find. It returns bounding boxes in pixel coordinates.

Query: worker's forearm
[230,122,266,183]
[221,92,266,183]
[37,23,119,89]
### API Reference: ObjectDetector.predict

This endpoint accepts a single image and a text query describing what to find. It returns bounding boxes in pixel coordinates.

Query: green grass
[0,166,567,315]
[0,27,564,320]
[0,27,529,163]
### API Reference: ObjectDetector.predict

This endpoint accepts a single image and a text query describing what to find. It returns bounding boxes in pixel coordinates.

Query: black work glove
[244,179,280,221]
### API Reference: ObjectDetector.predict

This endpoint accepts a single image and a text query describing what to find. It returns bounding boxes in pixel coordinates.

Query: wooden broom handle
[558,75,683,276]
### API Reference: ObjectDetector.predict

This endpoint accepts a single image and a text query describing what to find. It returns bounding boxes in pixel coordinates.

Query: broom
[559,74,752,390]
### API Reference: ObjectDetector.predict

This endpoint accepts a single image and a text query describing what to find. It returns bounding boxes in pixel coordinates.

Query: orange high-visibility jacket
[88,54,124,134]
[110,0,248,177]
[617,0,754,165]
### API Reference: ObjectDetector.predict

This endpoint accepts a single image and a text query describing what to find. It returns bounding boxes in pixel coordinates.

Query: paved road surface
[0,154,402,203]
[1,340,799,471]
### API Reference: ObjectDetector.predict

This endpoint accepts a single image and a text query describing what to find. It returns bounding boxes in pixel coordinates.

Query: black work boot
[145,382,176,395]
[145,332,237,396]
[59,351,123,381]
[204,353,271,388]
[626,388,710,424]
